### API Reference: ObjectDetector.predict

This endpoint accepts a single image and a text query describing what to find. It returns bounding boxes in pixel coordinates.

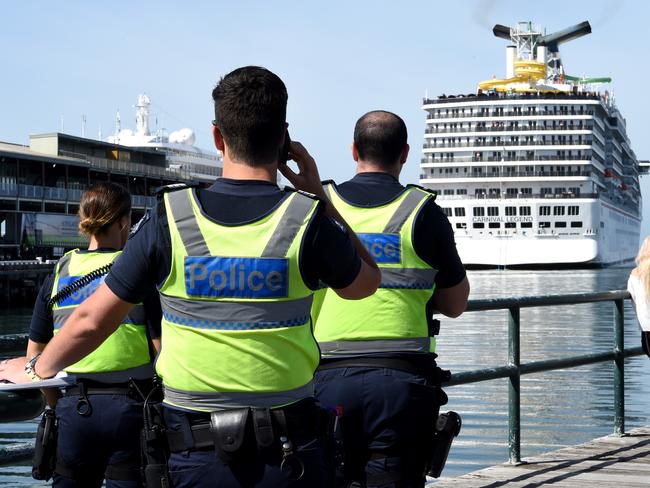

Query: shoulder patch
[129,210,151,238]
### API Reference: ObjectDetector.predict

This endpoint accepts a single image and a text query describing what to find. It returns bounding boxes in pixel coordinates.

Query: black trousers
[315,367,440,488]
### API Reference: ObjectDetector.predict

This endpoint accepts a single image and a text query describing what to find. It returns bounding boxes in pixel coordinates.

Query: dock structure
[0,260,54,304]
[432,426,650,487]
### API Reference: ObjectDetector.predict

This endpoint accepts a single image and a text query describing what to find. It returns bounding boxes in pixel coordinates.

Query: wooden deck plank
[431,426,650,487]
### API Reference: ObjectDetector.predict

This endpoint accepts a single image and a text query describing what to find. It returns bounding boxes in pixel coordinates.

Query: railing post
[614,298,625,436]
[508,306,521,464]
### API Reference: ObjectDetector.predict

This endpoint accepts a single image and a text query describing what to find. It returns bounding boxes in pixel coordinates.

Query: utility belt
[63,377,157,417]
[318,355,451,388]
[165,398,335,480]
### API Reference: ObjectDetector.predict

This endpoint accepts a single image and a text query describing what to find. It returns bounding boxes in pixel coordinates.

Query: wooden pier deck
[433,426,650,487]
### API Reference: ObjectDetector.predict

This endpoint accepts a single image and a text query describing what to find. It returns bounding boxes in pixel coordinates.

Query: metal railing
[443,290,644,465]
[0,290,645,468]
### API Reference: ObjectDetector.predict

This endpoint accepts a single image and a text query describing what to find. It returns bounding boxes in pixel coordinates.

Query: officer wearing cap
[0,67,381,487]
[313,110,469,487]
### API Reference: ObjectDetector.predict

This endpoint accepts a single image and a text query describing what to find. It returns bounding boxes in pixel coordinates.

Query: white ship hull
[447,198,640,267]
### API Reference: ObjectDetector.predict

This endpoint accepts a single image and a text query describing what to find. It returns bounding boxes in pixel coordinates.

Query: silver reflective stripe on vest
[383,189,429,234]
[163,380,315,410]
[262,193,314,257]
[319,338,431,356]
[53,305,146,330]
[57,253,73,278]
[160,294,313,330]
[379,268,437,289]
[73,363,155,383]
[168,189,211,256]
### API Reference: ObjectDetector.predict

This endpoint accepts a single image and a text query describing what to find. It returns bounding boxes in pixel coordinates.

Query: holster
[32,408,58,481]
[141,400,172,488]
[426,411,462,478]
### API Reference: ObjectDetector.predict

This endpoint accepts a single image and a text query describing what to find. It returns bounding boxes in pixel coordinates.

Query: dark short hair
[212,66,287,165]
[353,111,408,167]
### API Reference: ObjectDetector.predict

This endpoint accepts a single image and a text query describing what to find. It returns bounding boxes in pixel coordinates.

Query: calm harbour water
[1,267,648,486]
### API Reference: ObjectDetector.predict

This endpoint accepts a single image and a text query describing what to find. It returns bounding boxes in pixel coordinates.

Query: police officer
[24,182,161,487]
[313,111,470,487]
[0,67,381,488]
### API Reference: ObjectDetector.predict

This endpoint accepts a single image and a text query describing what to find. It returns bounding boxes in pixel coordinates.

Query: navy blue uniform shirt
[105,178,361,304]
[334,172,466,289]
[29,248,162,344]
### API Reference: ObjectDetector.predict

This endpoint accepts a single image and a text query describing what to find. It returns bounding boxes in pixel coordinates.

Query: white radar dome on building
[169,128,196,145]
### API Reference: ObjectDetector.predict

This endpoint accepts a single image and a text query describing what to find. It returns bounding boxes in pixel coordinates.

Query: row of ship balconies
[422,138,594,149]
[425,107,596,120]
[0,182,156,208]
[420,169,592,179]
[424,122,595,134]
[421,154,593,163]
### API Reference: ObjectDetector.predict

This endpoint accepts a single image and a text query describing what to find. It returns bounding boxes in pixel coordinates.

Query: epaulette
[406,183,437,200]
[282,185,323,203]
[154,183,198,199]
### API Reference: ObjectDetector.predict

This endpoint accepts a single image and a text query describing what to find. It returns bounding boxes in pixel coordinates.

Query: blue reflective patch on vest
[358,233,401,264]
[184,257,289,299]
[56,275,106,307]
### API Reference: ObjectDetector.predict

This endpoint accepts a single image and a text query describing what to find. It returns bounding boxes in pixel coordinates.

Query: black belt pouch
[209,408,251,464]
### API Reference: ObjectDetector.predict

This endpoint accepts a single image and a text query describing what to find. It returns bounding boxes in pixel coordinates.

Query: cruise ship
[420,21,642,268]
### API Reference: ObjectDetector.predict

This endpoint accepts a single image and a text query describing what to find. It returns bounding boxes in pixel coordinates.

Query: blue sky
[3,1,649,234]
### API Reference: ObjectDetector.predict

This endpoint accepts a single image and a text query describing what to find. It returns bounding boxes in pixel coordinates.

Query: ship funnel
[493,24,512,41]
[538,21,591,52]
[506,46,516,79]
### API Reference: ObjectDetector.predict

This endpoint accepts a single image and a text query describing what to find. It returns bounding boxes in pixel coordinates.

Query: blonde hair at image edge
[636,236,650,297]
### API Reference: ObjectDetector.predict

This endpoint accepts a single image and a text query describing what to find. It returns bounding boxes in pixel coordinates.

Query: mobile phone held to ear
[279,131,291,164]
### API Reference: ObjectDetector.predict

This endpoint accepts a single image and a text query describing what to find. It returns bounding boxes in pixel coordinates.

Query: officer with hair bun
[18,182,161,487]
[1,66,381,488]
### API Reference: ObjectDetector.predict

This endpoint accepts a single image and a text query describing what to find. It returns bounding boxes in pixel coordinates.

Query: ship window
[473,207,485,217]
[539,222,551,228]
[520,188,532,195]
[505,206,516,216]
[571,221,583,228]
[541,187,552,196]
[456,189,467,195]
[506,188,518,196]
[555,221,567,228]
[568,205,579,215]
[553,206,565,216]
[456,222,467,229]
[521,222,533,228]
[569,187,581,196]
[442,207,452,217]
[505,222,516,228]
[519,206,531,216]
[488,222,500,229]
[454,207,466,217]
[554,187,564,194]
[539,206,551,216]
[443,189,454,195]
[473,222,485,229]
[487,207,499,216]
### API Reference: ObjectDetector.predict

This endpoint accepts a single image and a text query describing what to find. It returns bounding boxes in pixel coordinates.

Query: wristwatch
[24,354,44,382]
